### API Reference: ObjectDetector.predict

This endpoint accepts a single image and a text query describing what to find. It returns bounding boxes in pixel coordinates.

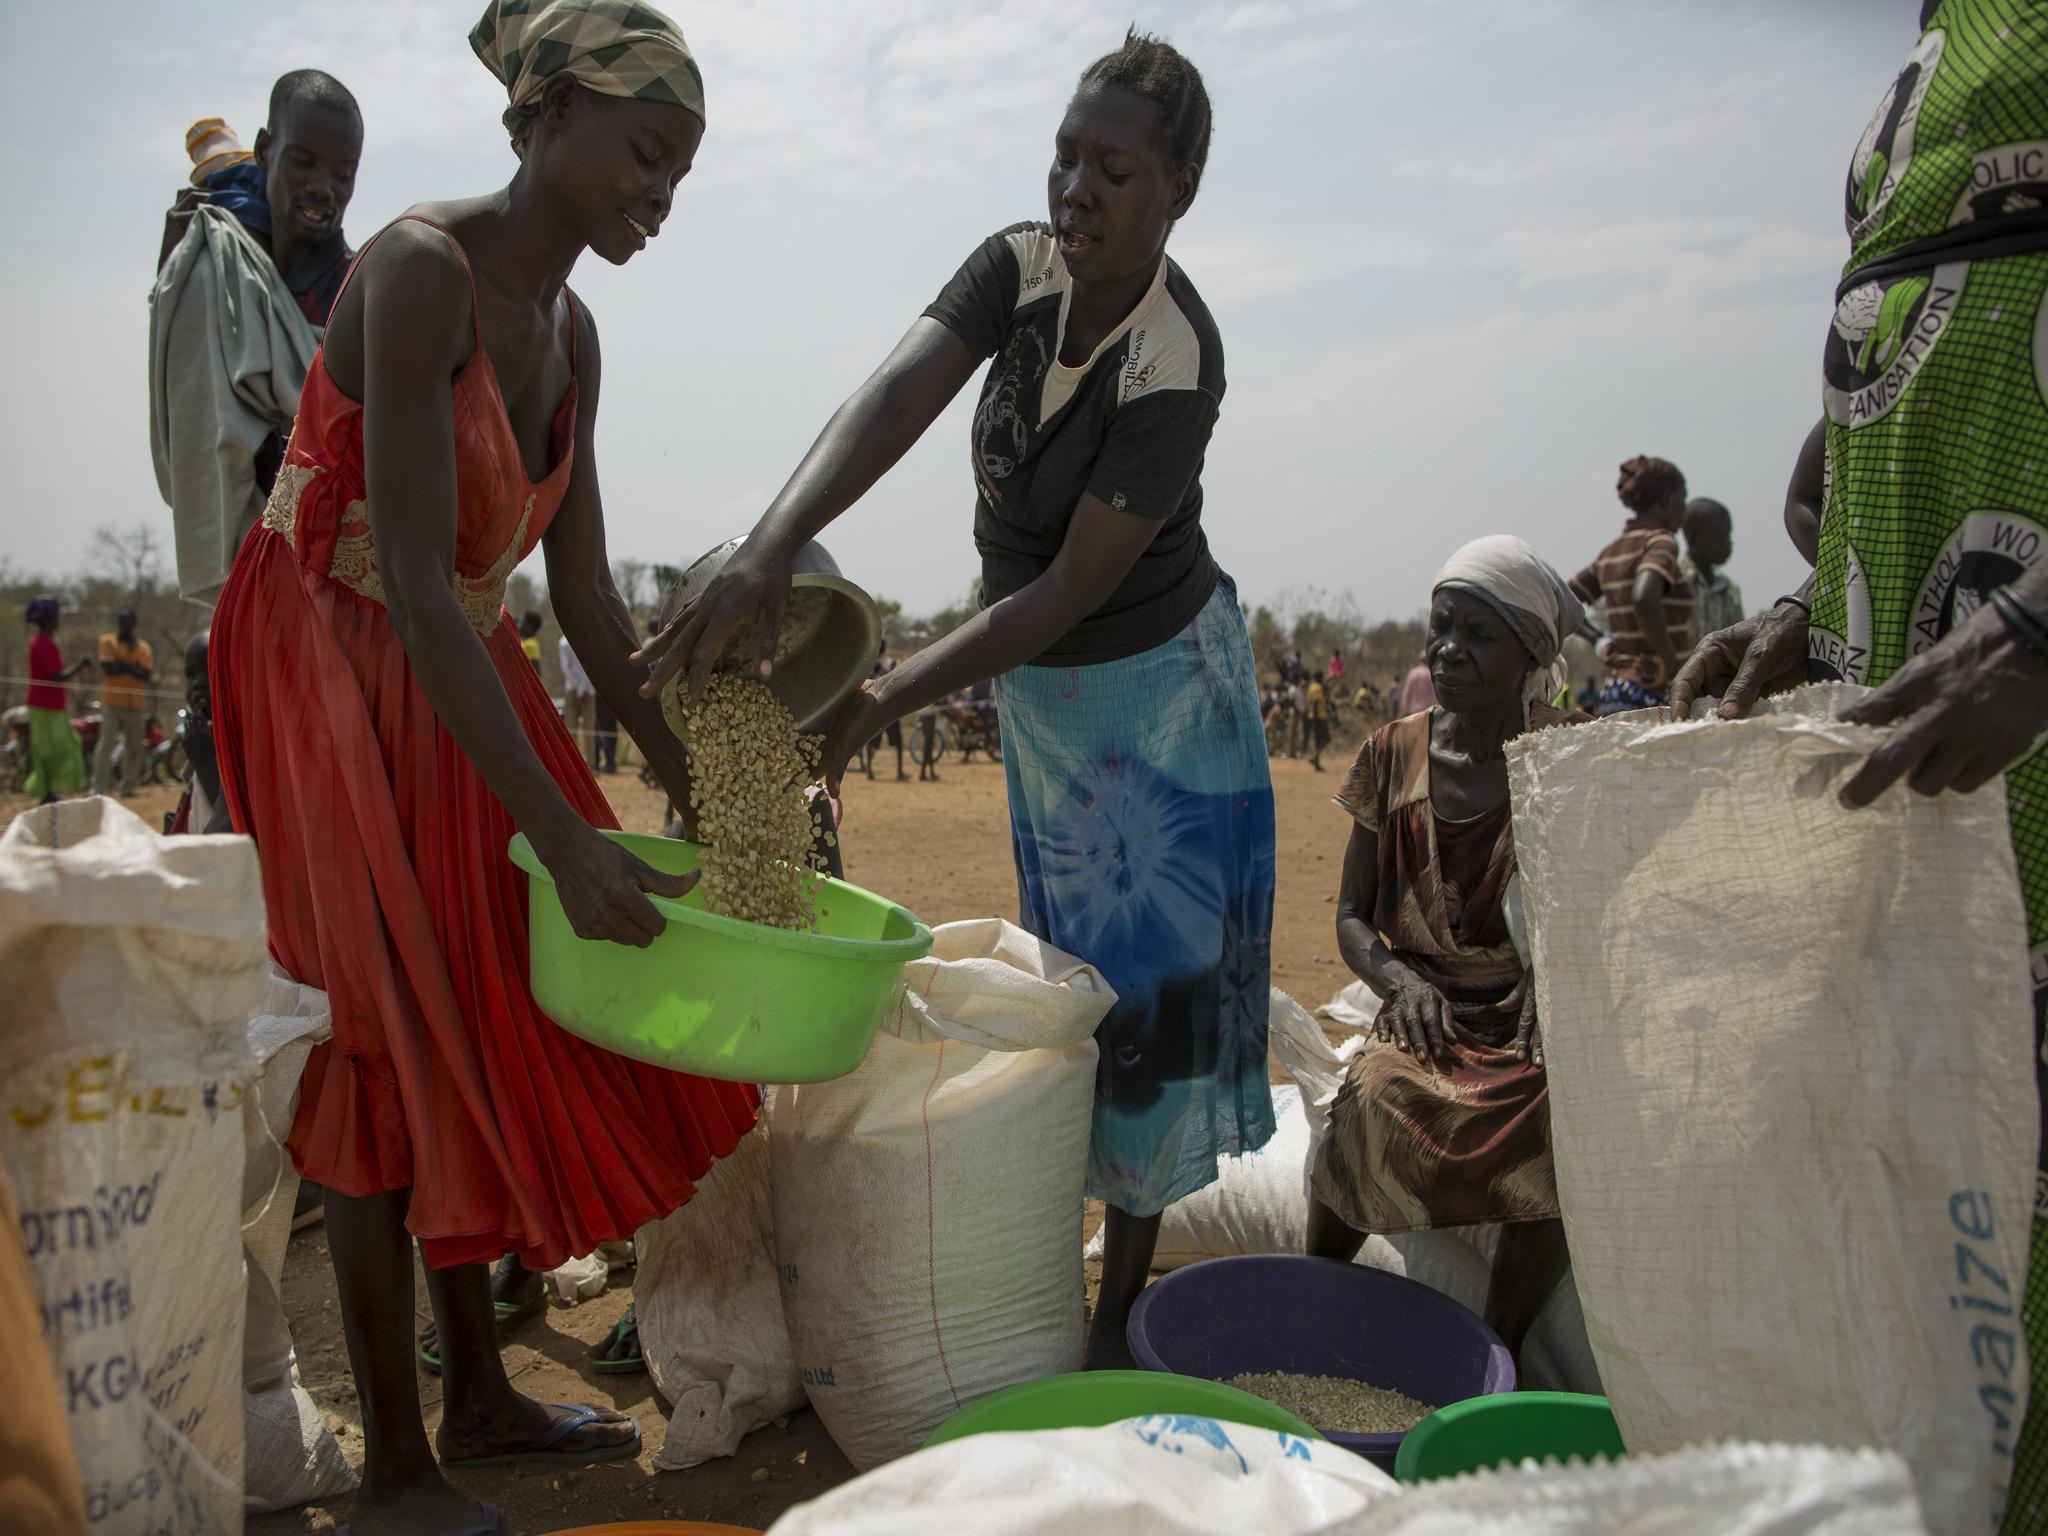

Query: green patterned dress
[1807,3,2048,1527]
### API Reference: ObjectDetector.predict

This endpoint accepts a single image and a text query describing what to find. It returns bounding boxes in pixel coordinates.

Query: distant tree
[649,563,688,625]
[1365,617,1427,675]
[873,596,904,644]
[921,582,983,650]
[610,558,654,619]
[88,523,169,604]
[1247,604,1287,680]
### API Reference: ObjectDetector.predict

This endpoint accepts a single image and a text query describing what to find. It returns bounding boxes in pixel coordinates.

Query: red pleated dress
[212,217,757,1271]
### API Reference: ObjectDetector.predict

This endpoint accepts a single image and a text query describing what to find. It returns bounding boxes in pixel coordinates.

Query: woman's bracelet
[1989,585,2048,659]
[1774,592,1812,615]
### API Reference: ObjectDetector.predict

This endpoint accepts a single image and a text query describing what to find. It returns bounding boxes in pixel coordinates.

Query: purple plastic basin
[1127,1254,1516,1472]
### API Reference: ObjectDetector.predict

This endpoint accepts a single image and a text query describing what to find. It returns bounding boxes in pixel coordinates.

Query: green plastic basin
[1393,1392,1624,1483]
[922,1370,1324,1449]
[511,830,932,1084]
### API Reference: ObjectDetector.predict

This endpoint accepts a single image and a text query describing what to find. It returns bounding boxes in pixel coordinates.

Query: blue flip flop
[441,1404,642,1469]
[338,1500,501,1536]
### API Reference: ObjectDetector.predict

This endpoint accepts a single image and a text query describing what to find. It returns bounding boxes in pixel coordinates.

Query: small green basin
[512,830,932,1084]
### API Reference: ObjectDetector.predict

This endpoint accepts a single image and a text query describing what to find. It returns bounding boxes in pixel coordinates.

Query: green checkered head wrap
[471,0,704,155]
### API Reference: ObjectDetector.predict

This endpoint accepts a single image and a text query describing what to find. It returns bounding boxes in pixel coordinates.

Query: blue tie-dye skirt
[997,577,1278,1216]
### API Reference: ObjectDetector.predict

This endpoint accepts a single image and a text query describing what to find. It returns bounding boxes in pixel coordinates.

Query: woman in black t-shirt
[639,30,1276,1368]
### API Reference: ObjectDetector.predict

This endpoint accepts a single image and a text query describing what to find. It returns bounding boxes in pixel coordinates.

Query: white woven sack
[764,1419,1922,1536]
[769,918,1111,1469]
[1507,685,2036,1534]
[766,1416,1393,1535]
[639,1123,806,1469]
[0,798,267,1533]
[1346,1442,1925,1534]
[239,962,354,1513]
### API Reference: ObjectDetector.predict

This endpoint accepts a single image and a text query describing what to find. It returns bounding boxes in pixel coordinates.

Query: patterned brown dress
[1311,708,1560,1235]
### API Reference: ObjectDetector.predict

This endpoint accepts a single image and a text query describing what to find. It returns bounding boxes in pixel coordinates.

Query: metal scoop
[656,536,881,740]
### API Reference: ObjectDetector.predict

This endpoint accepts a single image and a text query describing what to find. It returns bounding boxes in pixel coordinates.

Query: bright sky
[0,0,1920,621]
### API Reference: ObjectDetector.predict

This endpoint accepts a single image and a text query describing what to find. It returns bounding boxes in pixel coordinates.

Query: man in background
[520,612,545,673]
[168,630,226,836]
[559,635,598,768]
[151,71,363,605]
[93,608,153,797]
[592,694,619,774]
[1680,497,1744,644]
[1306,671,1330,772]
[864,638,906,780]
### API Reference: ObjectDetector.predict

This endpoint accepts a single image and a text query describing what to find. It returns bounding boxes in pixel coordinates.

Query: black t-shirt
[923,223,1225,667]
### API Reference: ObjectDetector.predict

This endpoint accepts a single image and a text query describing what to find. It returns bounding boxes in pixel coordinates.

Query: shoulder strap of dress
[326,214,486,347]
[1382,709,1435,813]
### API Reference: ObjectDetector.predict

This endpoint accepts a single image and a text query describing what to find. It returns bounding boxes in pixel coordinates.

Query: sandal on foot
[441,1405,641,1469]
[417,1258,546,1374]
[591,1303,645,1374]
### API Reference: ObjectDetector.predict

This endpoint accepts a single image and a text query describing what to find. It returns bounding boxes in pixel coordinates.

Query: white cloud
[1389,67,1842,192]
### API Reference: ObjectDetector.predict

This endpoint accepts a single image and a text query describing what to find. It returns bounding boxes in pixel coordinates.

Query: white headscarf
[1431,535,1586,722]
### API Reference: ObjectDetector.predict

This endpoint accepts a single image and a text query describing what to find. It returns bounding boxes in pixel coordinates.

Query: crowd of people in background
[1256,457,1751,764]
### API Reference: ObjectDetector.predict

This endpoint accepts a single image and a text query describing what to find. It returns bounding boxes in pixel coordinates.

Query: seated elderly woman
[1307,535,1586,1354]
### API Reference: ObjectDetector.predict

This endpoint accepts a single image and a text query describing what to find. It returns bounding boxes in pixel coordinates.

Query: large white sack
[0,798,267,1533]
[770,918,1111,1469]
[765,1416,1922,1536]
[1090,991,1597,1392]
[1317,978,1382,1032]
[639,1123,806,1469]
[766,1415,1393,1535]
[1508,686,2036,1534]
[239,963,354,1514]
[1350,1442,1924,1533]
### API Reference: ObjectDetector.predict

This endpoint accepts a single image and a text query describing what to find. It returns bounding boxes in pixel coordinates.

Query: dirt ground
[4,744,1363,1535]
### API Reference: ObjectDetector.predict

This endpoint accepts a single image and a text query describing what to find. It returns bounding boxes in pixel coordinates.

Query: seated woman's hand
[1667,603,1809,720]
[634,540,793,706]
[1376,974,1454,1063]
[1509,972,1543,1068]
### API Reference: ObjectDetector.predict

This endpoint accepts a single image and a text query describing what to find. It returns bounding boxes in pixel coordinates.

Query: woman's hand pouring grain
[633,541,792,706]
[538,818,698,948]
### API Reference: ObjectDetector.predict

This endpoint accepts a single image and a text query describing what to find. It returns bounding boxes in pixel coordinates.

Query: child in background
[1570,456,1694,715]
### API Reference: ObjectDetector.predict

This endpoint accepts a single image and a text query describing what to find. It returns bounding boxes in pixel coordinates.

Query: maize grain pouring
[681,673,833,930]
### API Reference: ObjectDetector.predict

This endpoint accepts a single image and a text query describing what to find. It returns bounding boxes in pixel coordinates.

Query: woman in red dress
[209,6,747,1533]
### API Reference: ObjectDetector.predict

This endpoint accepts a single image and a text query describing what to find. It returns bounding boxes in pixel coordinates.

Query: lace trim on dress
[262,466,529,635]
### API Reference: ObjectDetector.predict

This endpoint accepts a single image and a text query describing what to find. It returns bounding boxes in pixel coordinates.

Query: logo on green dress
[1951,141,2048,227]
[1846,28,1944,241]
[1808,545,1870,686]
[1824,263,1967,427]
[1911,510,2046,656]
